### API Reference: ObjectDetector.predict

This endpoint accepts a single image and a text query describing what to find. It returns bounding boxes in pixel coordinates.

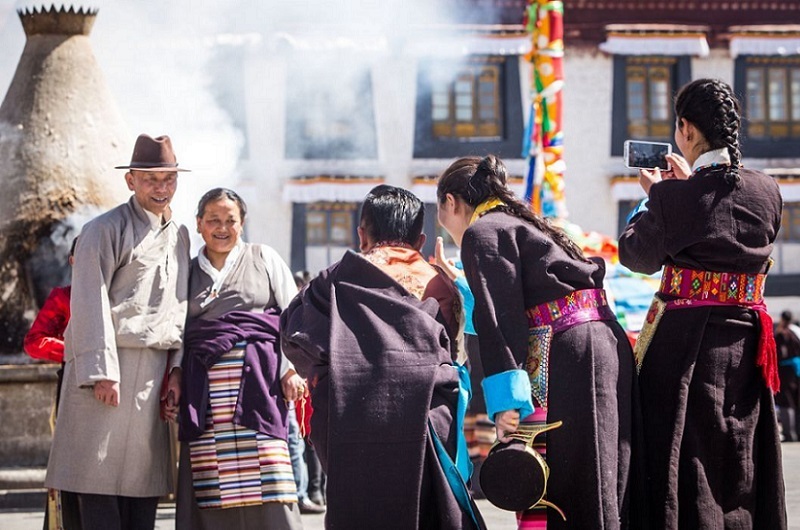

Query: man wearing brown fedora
[44,134,191,530]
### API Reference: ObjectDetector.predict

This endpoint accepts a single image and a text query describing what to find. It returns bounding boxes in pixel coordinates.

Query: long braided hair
[674,78,742,187]
[437,155,589,263]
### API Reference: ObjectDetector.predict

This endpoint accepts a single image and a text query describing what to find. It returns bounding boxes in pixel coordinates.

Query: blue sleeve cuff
[482,369,534,421]
[453,276,476,335]
[626,198,649,223]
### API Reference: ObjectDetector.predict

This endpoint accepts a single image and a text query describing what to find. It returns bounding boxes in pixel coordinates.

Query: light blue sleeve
[625,198,649,223]
[481,369,534,422]
[453,275,475,335]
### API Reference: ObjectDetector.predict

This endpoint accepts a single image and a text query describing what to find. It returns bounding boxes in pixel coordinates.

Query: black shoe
[299,498,326,514]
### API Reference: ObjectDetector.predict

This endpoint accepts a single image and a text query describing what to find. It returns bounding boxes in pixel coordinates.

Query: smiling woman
[195,189,246,269]
[176,187,304,530]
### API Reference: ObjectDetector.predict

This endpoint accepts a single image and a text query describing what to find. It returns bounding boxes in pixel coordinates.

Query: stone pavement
[0,499,516,530]
[3,442,800,529]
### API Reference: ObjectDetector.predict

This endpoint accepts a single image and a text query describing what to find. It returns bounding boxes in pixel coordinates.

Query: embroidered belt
[635,264,778,392]
[525,288,616,333]
[524,289,617,409]
[659,264,765,304]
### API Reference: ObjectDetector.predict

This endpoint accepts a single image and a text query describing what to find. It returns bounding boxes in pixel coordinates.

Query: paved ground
[3,442,800,529]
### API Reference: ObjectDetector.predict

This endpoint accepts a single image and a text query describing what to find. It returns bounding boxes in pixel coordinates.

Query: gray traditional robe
[45,196,190,497]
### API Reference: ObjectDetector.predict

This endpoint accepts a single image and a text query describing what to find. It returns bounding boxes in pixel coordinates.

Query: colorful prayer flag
[523,0,567,219]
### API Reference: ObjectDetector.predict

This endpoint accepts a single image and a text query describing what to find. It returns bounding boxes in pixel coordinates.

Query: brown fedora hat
[115,134,191,172]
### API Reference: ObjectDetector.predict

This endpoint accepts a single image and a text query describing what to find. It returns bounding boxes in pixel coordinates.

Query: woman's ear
[446,193,458,212]
[678,118,699,143]
[684,121,695,143]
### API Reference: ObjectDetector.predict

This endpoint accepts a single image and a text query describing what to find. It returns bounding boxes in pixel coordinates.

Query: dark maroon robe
[619,166,787,529]
[461,210,640,529]
[280,250,486,530]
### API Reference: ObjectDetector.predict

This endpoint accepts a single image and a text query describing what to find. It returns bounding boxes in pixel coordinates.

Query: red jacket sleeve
[23,286,71,363]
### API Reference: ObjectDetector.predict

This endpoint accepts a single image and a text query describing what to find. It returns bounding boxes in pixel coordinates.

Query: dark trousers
[305,437,326,502]
[76,493,159,530]
[43,490,82,530]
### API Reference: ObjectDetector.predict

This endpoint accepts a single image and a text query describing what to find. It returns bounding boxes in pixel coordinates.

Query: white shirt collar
[198,239,245,308]
[692,147,731,172]
[130,196,169,231]
[142,208,163,231]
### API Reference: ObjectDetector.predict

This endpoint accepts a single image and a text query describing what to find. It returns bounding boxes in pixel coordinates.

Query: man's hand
[94,380,120,407]
[161,369,181,422]
[281,369,308,402]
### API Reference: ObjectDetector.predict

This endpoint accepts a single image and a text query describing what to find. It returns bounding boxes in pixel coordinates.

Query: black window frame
[735,55,800,158]
[290,202,360,272]
[611,55,691,157]
[285,63,378,160]
[616,199,642,236]
[414,55,524,159]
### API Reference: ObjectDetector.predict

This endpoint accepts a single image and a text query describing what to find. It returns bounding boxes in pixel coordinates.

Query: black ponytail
[675,78,741,187]
[438,155,589,263]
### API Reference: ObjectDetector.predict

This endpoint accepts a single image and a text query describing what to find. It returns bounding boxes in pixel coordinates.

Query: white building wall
[562,48,620,236]
[372,57,418,187]
[235,37,800,275]
[238,49,424,265]
[238,52,293,259]
[691,48,733,86]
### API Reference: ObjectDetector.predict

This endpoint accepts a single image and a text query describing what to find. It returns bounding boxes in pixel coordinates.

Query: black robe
[619,166,787,529]
[776,326,800,410]
[461,211,639,529]
[280,250,486,530]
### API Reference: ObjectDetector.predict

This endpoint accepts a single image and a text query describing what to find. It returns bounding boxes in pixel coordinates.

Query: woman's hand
[494,409,520,443]
[638,167,662,196]
[665,153,691,180]
[434,237,461,280]
[281,369,308,402]
[639,153,693,195]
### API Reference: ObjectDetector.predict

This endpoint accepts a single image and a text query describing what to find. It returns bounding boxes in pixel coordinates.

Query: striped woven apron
[188,347,298,509]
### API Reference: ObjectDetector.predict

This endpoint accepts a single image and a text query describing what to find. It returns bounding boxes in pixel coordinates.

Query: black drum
[478,420,566,519]
[479,439,548,511]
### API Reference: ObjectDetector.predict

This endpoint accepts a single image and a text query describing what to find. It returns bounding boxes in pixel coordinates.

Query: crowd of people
[24,77,790,530]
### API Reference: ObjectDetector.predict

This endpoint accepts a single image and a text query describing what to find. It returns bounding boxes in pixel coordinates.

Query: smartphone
[623,140,672,170]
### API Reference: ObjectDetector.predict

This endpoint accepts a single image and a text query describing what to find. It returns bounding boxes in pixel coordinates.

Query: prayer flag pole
[522,0,566,219]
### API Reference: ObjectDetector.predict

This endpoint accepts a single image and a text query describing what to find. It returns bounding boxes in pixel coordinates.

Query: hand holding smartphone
[624,140,672,171]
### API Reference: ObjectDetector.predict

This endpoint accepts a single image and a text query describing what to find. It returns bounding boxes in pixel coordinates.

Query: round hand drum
[479,438,548,511]
[479,420,566,519]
